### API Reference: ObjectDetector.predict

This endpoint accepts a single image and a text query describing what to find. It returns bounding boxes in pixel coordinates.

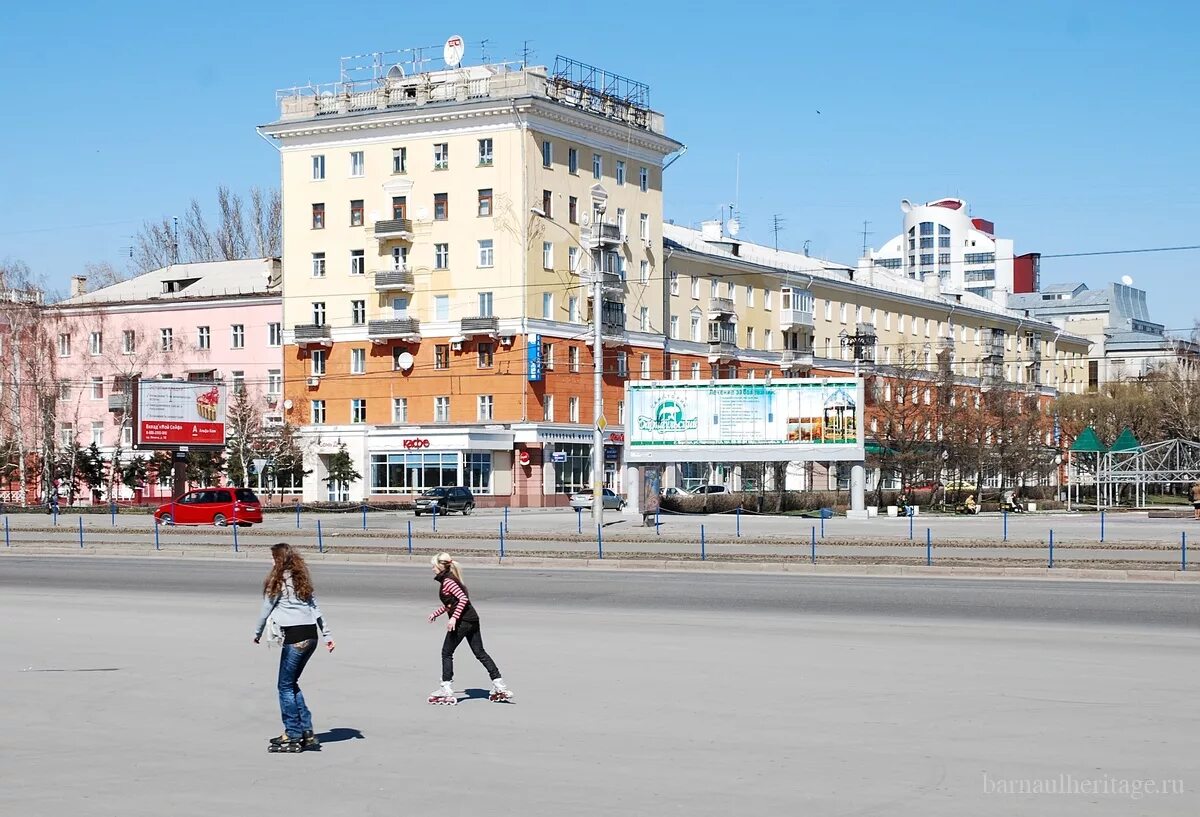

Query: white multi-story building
[869,197,1038,303]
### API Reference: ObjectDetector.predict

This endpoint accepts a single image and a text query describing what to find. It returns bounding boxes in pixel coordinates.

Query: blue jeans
[277,638,316,737]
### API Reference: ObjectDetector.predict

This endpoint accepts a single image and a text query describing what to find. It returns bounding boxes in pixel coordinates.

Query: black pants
[441,620,500,683]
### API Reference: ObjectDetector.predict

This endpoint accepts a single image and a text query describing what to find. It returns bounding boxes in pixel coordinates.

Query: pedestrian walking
[427,553,512,705]
[253,543,335,753]
[1190,481,1200,521]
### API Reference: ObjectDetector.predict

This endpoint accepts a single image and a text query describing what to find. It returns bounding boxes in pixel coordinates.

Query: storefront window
[465,453,492,494]
[554,443,591,494]
[370,452,458,493]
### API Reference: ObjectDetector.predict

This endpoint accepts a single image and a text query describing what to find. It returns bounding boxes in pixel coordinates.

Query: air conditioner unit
[306,377,320,387]
[450,341,464,352]
[643,238,653,248]
[500,334,515,347]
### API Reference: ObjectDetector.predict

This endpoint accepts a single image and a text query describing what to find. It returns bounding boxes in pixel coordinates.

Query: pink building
[51,259,282,500]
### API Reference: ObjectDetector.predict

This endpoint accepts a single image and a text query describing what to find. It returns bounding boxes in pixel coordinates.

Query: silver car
[569,488,626,510]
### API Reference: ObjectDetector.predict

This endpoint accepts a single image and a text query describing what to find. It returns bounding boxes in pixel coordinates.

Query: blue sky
[2,0,1197,331]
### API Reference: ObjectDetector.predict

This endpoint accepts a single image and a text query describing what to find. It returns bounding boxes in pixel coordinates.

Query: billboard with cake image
[136,380,228,448]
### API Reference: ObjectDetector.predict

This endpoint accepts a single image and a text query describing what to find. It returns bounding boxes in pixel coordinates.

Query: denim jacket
[254,572,332,644]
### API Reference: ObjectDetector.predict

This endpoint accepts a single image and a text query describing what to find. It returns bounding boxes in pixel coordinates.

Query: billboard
[625,379,864,463]
[136,380,228,449]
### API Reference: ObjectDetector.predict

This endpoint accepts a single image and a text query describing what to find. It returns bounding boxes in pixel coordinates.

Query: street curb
[2,546,1197,583]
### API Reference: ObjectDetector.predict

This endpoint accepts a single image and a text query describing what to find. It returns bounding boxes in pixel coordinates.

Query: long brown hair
[263,543,314,601]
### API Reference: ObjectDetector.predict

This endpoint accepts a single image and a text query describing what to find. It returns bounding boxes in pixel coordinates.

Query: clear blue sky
[2,0,1197,331]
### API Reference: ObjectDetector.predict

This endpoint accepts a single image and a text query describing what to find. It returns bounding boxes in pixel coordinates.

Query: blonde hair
[431,552,463,583]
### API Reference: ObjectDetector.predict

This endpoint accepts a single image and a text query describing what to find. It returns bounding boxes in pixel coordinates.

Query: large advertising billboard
[625,379,864,463]
[136,380,228,449]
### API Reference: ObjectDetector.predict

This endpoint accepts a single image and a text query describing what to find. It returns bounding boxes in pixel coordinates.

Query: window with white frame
[669,315,679,339]
[746,327,755,348]
[268,370,282,396]
[479,239,494,268]
[639,260,649,284]
[764,289,772,310]
[477,139,492,166]
[198,326,210,350]
[350,151,364,177]
[568,246,579,274]
[542,394,554,421]
[541,139,553,167]
[592,153,602,179]
[617,207,627,239]
[691,362,701,380]
[726,281,735,300]
[542,292,553,319]
[57,333,71,357]
[764,329,772,350]
[568,345,580,372]
[269,323,281,346]
[615,351,628,377]
[670,359,681,379]
[231,324,245,349]
[568,396,579,423]
[543,342,554,370]
[91,421,103,447]
[617,400,624,424]
[823,300,832,321]
[542,241,553,269]
[477,342,494,368]
[434,396,450,422]
[312,252,325,278]
[639,213,649,241]
[710,278,719,298]
[435,243,449,269]
[428,294,446,322]
[433,143,448,170]
[568,147,578,174]
[160,328,173,352]
[668,270,679,295]
[392,146,406,173]
[312,154,325,180]
[616,160,626,185]
[639,166,648,192]
[477,394,494,421]
[121,425,133,447]
[478,291,493,317]
[691,315,701,341]
[232,370,246,394]
[311,302,326,325]
[746,286,754,307]
[639,306,649,331]
[640,354,651,379]
[392,397,408,423]
[351,348,365,374]
[350,249,365,276]
[568,296,580,323]
[89,332,102,355]
[90,377,103,400]
[310,400,326,424]
[122,329,135,354]
[311,349,326,376]
[840,303,848,323]
[351,399,367,423]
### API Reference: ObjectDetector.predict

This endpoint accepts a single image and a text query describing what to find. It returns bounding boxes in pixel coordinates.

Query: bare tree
[131,185,281,272]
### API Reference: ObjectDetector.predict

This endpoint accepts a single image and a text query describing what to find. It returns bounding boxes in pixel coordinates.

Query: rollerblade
[427,681,458,706]
[489,678,514,703]
[270,730,319,751]
[267,735,304,753]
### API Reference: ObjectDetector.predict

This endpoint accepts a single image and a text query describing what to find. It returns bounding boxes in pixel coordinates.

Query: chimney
[70,276,88,298]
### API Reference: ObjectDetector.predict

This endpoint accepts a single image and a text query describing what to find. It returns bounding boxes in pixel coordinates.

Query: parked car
[943,480,978,493]
[660,486,691,498]
[154,488,263,527]
[903,480,942,492]
[414,486,475,516]
[569,488,626,511]
[691,484,730,495]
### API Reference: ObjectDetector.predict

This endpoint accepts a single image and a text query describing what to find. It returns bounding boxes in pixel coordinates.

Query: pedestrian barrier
[926,528,932,566]
[499,523,505,558]
[1049,529,1054,568]
[78,517,84,549]
[316,519,324,553]
[700,524,706,561]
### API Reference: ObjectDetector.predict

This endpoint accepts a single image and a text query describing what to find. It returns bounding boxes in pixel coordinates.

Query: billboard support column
[846,461,868,519]
[172,451,188,500]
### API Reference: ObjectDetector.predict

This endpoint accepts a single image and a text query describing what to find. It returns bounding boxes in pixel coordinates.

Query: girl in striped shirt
[427,553,512,704]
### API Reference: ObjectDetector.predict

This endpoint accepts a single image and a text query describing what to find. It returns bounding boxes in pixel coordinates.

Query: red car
[155,488,264,527]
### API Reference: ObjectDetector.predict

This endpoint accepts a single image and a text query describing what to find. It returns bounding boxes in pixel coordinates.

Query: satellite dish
[443,34,465,68]
[386,64,406,81]
[727,218,741,237]
[283,399,293,410]
[1120,275,1134,286]
[580,211,591,227]
[900,199,913,214]
[396,351,415,371]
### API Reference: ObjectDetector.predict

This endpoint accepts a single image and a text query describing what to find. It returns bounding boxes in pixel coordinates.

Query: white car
[660,486,691,498]
[691,484,730,495]
[569,488,626,510]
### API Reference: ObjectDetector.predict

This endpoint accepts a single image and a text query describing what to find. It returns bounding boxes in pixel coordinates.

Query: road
[1,556,1197,816]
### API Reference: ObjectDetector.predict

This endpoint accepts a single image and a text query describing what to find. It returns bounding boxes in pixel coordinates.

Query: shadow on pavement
[315,727,366,743]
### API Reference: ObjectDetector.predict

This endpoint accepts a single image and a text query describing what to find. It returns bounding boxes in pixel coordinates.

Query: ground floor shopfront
[296,422,630,506]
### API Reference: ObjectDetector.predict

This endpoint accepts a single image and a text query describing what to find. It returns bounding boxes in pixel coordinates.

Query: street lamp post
[531,207,606,527]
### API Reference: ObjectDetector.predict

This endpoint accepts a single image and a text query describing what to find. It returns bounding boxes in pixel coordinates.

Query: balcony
[583,270,625,297]
[294,324,332,346]
[780,307,815,330]
[460,316,499,337]
[367,318,420,343]
[707,297,736,319]
[780,348,815,372]
[373,267,415,292]
[584,222,622,249]
[107,393,131,413]
[373,218,414,241]
[708,341,738,361]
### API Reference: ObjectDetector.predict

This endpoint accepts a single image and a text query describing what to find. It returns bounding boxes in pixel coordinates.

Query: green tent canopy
[1109,427,1141,453]
[1069,426,1108,453]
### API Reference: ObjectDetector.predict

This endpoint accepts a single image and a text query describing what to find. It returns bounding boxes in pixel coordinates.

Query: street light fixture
[530,206,606,527]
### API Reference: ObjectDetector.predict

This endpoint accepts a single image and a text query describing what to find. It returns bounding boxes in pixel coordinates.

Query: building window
[567,246,579,274]
[639,166,649,192]
[349,199,364,227]
[670,359,681,379]
[478,138,493,166]
[312,302,327,325]
[640,354,651,379]
[350,151,364,177]
[839,303,848,323]
[60,422,75,447]
[232,370,246,394]
[479,239,495,268]
[88,331,102,355]
[745,286,754,308]
[434,143,449,170]
[311,350,326,376]
[616,161,626,185]
[464,453,492,494]
[268,370,282,396]
[268,323,281,346]
[543,394,554,421]
[617,208,627,239]
[542,292,553,319]
[543,342,555,370]
[351,348,365,374]
[746,327,755,348]
[541,189,552,218]
[350,249,365,276]
[392,146,407,174]
[392,397,408,423]
[122,330,135,354]
[592,153,602,179]
[669,271,679,295]
[542,139,553,168]
[434,193,448,220]
[90,377,103,400]
[160,328,173,352]
[617,401,625,424]
[938,253,951,265]
[311,400,326,424]
[477,394,494,421]
[435,344,450,370]
[640,260,650,284]
[669,315,679,339]
[568,296,580,323]
[435,244,449,269]
[434,396,450,423]
[615,351,628,377]
[691,362,701,380]
[433,295,449,321]
[477,342,494,368]
[764,329,772,350]
[568,147,578,174]
[639,306,649,331]
[568,345,580,372]
[568,196,578,224]
[231,324,245,349]
[710,278,719,298]
[691,315,701,341]
[312,252,326,278]
[312,203,324,229]
[919,254,934,266]
[568,396,579,423]
[91,421,103,446]
[312,155,325,180]
[920,236,934,249]
[542,241,553,269]
[478,188,493,217]
[639,213,649,241]
[477,291,494,317]
[920,221,934,236]
[349,399,366,423]
[392,196,407,220]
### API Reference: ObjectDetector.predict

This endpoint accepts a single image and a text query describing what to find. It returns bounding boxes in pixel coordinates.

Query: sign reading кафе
[136,380,228,449]
[624,379,865,464]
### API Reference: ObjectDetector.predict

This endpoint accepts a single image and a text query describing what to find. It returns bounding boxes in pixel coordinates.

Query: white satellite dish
[1120,275,1134,286]
[386,64,406,81]
[900,199,913,214]
[395,351,415,371]
[580,211,592,227]
[283,399,293,410]
[727,218,741,237]
[443,35,465,68]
